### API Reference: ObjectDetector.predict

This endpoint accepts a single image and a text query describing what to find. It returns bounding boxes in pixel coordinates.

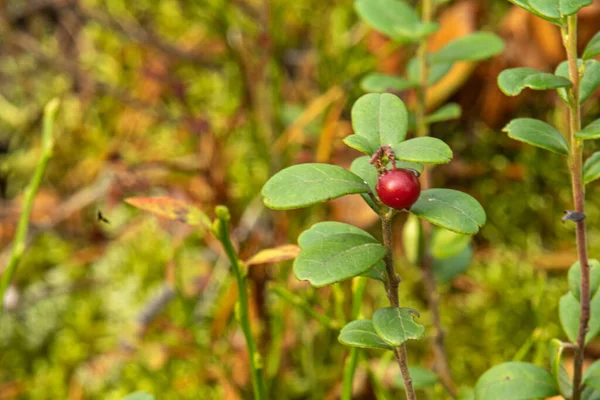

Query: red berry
[376,169,421,210]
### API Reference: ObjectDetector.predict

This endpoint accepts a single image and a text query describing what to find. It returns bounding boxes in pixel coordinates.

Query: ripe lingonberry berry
[376,168,421,210]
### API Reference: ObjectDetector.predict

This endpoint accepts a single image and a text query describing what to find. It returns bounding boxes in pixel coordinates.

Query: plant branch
[213,206,267,400]
[563,15,590,400]
[413,0,456,395]
[0,99,59,314]
[381,213,416,400]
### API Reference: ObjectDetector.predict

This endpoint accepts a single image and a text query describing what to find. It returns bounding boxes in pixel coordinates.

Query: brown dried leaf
[245,244,301,266]
[125,196,210,228]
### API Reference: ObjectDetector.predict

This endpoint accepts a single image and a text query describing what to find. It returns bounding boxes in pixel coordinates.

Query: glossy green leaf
[584,360,600,391]
[351,93,409,154]
[262,163,369,210]
[559,292,600,344]
[556,59,600,104]
[431,228,471,259]
[425,103,462,124]
[507,0,563,24]
[344,134,377,155]
[576,119,600,140]
[503,118,569,156]
[361,261,388,282]
[407,58,453,85]
[361,73,417,93]
[338,319,394,350]
[430,32,504,64]
[372,307,425,345]
[475,362,559,400]
[527,0,592,19]
[122,393,156,400]
[392,137,453,164]
[584,32,600,60]
[497,67,572,96]
[568,259,600,301]
[396,366,438,390]
[549,339,572,399]
[294,233,386,287]
[584,152,600,184]
[433,244,474,283]
[354,0,439,42]
[298,221,376,249]
[410,189,486,235]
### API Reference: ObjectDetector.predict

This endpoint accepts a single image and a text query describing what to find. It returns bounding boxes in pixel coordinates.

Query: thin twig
[563,15,590,400]
[0,99,59,313]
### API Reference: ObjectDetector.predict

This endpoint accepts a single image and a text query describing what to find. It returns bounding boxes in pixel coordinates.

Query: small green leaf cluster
[352,0,502,286]
[261,91,486,350]
[498,32,600,179]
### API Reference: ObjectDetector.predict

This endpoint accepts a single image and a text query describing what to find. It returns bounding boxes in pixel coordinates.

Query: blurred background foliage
[1,0,600,398]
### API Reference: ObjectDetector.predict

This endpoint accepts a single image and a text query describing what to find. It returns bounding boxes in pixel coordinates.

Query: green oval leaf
[475,362,559,400]
[497,67,572,96]
[262,163,370,210]
[294,233,386,287]
[556,59,600,104]
[508,0,563,24]
[425,103,462,124]
[361,73,417,93]
[351,93,409,154]
[343,134,377,155]
[354,0,439,42]
[584,152,600,184]
[410,189,486,235]
[503,118,569,156]
[392,137,453,164]
[430,32,504,64]
[549,339,573,399]
[338,319,394,350]
[584,32,600,60]
[584,360,600,391]
[433,244,474,283]
[372,307,425,346]
[576,119,600,140]
[361,261,387,282]
[559,292,600,344]
[568,259,600,301]
[298,221,375,249]
[402,214,423,265]
[527,0,592,19]
[407,58,453,85]
[583,386,600,400]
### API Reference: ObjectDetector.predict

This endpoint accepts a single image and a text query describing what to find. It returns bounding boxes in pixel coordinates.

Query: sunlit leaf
[549,339,572,398]
[430,32,504,64]
[507,0,563,24]
[410,189,486,235]
[431,228,471,259]
[338,319,394,350]
[298,221,375,249]
[584,32,600,60]
[527,0,592,19]
[498,68,572,96]
[373,307,425,345]
[262,163,370,210]
[392,137,453,164]
[475,362,559,400]
[351,93,409,154]
[425,103,462,124]
[125,197,211,228]
[355,0,439,42]
[433,244,474,283]
[344,134,377,155]
[503,118,569,156]
[559,292,600,344]
[245,245,301,265]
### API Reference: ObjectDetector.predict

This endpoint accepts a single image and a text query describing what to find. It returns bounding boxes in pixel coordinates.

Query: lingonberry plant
[262,92,486,399]
[353,0,503,394]
[474,2,600,400]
